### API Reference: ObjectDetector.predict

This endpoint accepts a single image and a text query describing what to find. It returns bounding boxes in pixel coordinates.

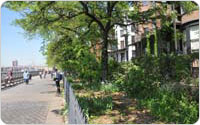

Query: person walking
[53,69,61,94]
[39,71,42,79]
[29,73,32,80]
[5,69,13,84]
[7,69,13,83]
[44,70,47,78]
[51,71,54,79]
[23,70,30,84]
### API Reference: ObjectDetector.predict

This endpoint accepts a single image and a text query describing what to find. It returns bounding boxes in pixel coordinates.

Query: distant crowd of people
[5,69,32,84]
[5,68,63,95]
[39,70,48,79]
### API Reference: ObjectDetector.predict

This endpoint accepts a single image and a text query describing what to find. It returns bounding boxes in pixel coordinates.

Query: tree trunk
[101,33,108,82]
[173,3,177,53]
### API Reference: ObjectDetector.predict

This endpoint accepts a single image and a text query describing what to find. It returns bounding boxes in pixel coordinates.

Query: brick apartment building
[133,1,199,57]
[109,1,199,62]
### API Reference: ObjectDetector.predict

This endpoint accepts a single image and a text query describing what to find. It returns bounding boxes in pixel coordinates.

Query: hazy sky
[1,7,46,67]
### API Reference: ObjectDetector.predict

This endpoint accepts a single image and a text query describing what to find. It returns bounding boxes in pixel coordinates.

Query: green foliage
[60,102,68,116]
[46,35,101,83]
[4,2,199,123]
[123,56,161,98]
[111,62,135,91]
[71,83,85,90]
[6,1,193,81]
[107,58,121,80]
[139,90,198,124]
[3,1,142,81]
[154,29,158,57]
[146,33,151,56]
[180,1,198,14]
[100,83,119,93]
[77,96,113,120]
[174,55,191,81]
[117,54,199,123]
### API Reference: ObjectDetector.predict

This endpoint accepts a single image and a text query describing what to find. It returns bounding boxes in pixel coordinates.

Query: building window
[190,25,199,40]
[131,25,135,32]
[121,53,125,62]
[142,1,149,6]
[120,30,124,37]
[120,41,125,49]
[131,36,135,43]
[132,50,136,58]
[122,26,127,30]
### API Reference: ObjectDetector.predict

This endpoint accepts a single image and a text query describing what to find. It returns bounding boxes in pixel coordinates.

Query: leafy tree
[4,1,160,81]
[4,1,198,81]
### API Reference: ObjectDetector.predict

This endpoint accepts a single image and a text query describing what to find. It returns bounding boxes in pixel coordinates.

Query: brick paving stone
[1,75,65,124]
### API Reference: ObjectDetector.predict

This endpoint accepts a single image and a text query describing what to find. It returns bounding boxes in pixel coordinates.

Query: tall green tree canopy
[3,1,149,81]
[4,1,198,81]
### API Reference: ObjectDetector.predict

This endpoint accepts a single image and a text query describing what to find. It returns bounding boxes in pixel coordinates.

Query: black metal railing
[64,77,87,124]
[1,71,40,89]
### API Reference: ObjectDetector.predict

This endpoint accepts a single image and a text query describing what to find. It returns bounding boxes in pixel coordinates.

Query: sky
[1,7,46,67]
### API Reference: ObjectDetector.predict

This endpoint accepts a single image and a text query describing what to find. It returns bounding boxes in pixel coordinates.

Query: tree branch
[80,1,105,31]
[110,1,118,13]
[61,26,80,35]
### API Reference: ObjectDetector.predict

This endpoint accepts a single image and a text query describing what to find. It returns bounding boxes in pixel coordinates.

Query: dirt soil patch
[74,87,164,124]
[89,92,162,124]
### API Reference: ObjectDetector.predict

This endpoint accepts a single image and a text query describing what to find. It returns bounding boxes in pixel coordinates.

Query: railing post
[64,77,67,103]
[1,70,40,90]
[64,76,87,124]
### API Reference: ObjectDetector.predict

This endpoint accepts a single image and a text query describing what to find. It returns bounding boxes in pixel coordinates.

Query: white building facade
[110,24,136,62]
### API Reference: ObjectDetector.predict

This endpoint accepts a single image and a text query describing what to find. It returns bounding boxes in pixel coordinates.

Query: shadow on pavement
[40,90,56,94]
[51,109,61,115]
[47,83,56,87]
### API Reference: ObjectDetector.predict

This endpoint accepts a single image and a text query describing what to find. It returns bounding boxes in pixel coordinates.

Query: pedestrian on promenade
[5,69,13,84]
[53,69,61,94]
[7,69,13,83]
[29,73,32,80]
[39,71,42,79]
[23,70,30,84]
[44,70,47,78]
[51,70,54,79]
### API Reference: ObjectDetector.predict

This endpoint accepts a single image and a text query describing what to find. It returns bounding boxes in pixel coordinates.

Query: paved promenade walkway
[1,75,65,124]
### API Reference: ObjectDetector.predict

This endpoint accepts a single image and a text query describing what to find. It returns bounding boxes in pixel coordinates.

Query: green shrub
[144,90,199,124]
[117,54,199,123]
[107,58,121,80]
[77,96,113,120]
[71,83,85,90]
[100,83,119,93]
[60,102,68,116]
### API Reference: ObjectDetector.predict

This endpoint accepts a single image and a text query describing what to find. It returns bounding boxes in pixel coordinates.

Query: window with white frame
[132,50,136,58]
[190,25,199,52]
[131,36,135,43]
[120,30,124,37]
[120,41,125,49]
[121,53,125,62]
[131,25,135,32]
